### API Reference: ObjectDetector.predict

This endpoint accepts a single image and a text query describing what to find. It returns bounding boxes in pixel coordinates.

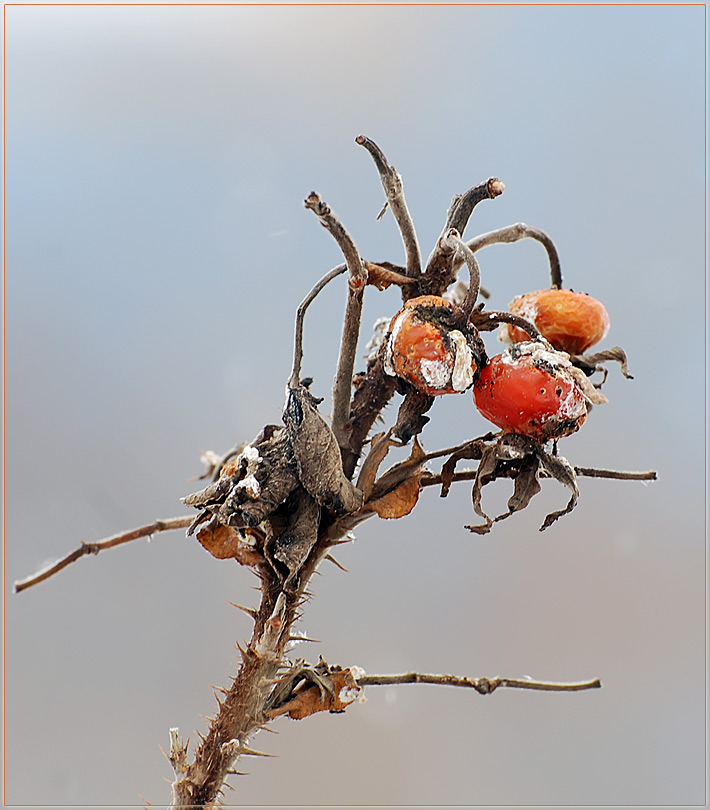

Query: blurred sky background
[4,4,706,807]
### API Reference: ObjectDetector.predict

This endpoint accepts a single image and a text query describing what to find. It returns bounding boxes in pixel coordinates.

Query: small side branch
[13,516,193,593]
[420,466,657,488]
[356,135,422,278]
[305,192,367,450]
[357,671,601,694]
[289,263,347,388]
[466,222,563,289]
[439,229,482,317]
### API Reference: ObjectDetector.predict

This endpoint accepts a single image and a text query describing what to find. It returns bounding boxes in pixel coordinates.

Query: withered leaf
[536,450,579,531]
[267,487,321,590]
[196,523,264,566]
[356,431,399,499]
[466,443,500,535]
[440,439,488,498]
[370,436,426,500]
[366,472,421,519]
[266,669,362,720]
[392,388,434,444]
[283,386,363,515]
[505,454,542,516]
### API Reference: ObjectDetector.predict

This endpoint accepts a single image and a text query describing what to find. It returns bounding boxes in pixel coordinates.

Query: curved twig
[289,263,347,388]
[466,222,563,289]
[356,135,421,278]
[13,516,193,593]
[438,229,482,317]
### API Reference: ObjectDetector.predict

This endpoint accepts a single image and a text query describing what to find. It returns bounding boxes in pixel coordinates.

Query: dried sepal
[265,487,321,590]
[570,346,633,382]
[438,433,583,534]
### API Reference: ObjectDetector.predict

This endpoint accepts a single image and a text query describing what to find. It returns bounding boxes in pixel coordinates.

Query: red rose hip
[473,342,588,440]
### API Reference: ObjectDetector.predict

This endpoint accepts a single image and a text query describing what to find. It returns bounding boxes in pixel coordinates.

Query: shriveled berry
[473,342,588,440]
[499,288,610,355]
[384,295,485,396]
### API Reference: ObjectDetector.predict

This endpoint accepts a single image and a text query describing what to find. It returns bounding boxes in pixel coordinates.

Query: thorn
[236,641,249,661]
[239,745,276,758]
[289,634,320,644]
[227,600,258,619]
[324,553,348,572]
[226,769,249,776]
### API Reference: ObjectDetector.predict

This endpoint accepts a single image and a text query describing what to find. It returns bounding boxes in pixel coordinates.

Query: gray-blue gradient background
[4,4,706,807]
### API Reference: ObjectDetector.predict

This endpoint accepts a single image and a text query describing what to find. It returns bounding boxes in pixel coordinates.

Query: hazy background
[4,4,705,807]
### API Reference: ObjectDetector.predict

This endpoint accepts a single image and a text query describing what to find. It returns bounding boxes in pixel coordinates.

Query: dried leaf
[370,436,426,499]
[366,472,421,519]
[284,386,364,515]
[392,388,434,443]
[536,450,579,531]
[196,523,264,566]
[267,669,363,720]
[505,454,542,515]
[356,431,399,499]
[268,487,321,589]
[439,439,488,498]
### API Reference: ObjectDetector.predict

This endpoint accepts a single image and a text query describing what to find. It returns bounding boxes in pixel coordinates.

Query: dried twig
[439,228,482,317]
[356,135,421,278]
[13,516,193,594]
[466,222,563,289]
[423,177,504,295]
[289,263,347,388]
[420,466,657,488]
[357,671,601,693]
[304,192,366,449]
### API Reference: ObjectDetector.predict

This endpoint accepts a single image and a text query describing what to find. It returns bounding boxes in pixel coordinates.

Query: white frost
[420,358,452,389]
[449,330,475,391]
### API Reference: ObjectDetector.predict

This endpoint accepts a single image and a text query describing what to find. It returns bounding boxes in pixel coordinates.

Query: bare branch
[356,135,422,278]
[289,263,347,388]
[466,222,563,289]
[420,466,657,489]
[13,516,193,594]
[305,192,366,449]
[423,178,504,294]
[357,671,601,694]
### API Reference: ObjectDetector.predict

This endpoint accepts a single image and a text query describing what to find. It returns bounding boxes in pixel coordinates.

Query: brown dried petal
[356,431,399,499]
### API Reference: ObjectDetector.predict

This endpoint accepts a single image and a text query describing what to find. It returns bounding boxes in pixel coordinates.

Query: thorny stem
[13,516,193,594]
[357,672,601,693]
[356,135,422,278]
[305,192,366,450]
[466,222,564,289]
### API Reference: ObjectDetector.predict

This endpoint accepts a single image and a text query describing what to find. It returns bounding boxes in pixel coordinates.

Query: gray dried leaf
[536,449,579,531]
[268,487,321,590]
[283,386,363,515]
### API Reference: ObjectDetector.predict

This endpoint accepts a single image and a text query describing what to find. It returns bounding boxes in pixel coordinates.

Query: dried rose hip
[499,288,610,355]
[384,295,485,396]
[473,341,588,440]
